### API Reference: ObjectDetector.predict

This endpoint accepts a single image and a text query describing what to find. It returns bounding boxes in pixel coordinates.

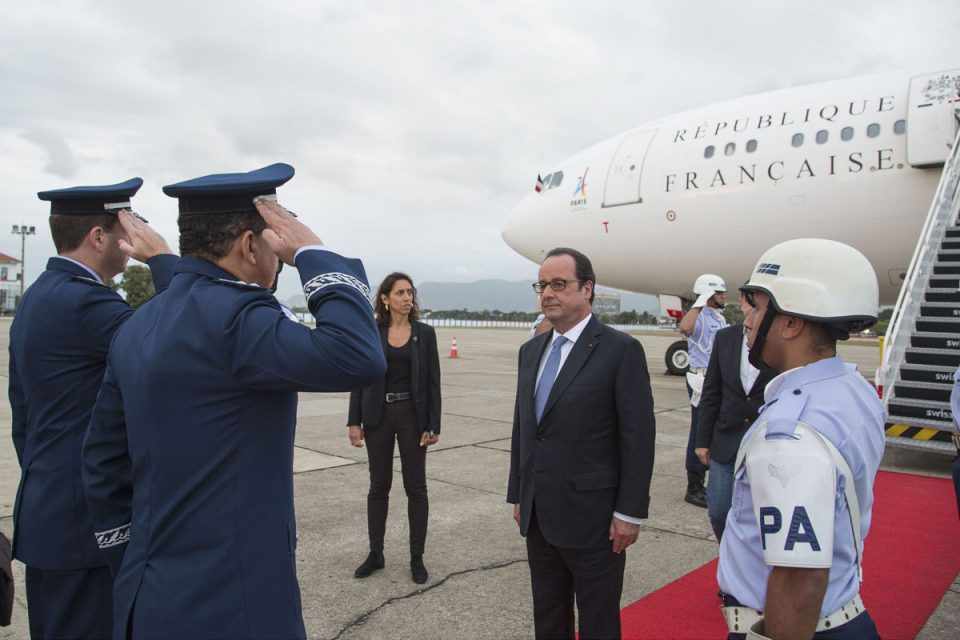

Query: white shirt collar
[55,256,104,284]
[551,313,593,346]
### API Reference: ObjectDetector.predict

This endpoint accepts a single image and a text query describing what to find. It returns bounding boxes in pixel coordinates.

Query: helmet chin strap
[748,307,777,370]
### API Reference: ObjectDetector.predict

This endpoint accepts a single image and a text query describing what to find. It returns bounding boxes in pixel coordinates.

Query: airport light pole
[11,224,36,308]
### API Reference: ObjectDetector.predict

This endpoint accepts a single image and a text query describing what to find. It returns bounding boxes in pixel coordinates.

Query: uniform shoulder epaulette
[214,278,266,292]
[764,387,810,438]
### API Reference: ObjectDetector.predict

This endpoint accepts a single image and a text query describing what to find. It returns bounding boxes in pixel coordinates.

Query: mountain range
[285,280,659,314]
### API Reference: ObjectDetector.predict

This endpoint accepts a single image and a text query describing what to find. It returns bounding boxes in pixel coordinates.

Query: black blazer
[695,325,777,464]
[348,321,442,433]
[507,316,656,549]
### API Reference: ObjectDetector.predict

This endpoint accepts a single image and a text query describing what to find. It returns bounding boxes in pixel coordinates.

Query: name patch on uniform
[95,523,131,549]
[303,272,371,302]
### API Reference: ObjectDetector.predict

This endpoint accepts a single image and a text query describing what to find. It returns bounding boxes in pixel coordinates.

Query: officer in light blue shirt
[679,273,729,507]
[950,369,960,517]
[717,239,883,640]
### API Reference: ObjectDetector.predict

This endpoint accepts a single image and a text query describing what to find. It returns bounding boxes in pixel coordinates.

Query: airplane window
[841,127,854,141]
[791,133,804,147]
[550,171,563,187]
[704,145,715,159]
[746,139,758,153]
[816,130,829,144]
[894,119,906,135]
[867,123,881,138]
[724,142,735,156]
[542,173,553,188]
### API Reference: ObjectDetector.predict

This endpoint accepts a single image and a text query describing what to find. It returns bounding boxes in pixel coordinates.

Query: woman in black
[348,273,441,584]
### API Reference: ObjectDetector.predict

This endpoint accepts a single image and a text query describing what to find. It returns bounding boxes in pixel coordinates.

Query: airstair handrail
[880,117,960,404]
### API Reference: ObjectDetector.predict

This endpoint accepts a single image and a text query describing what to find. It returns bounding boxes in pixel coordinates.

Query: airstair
[879,110,960,454]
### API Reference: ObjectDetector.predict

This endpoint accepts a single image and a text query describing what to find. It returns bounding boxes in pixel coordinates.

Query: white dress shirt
[55,256,103,284]
[535,313,642,526]
[739,329,760,394]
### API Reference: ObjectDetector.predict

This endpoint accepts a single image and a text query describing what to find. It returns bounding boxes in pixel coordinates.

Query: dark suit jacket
[347,320,442,433]
[81,252,385,640]
[507,316,656,549]
[8,254,177,570]
[695,324,777,464]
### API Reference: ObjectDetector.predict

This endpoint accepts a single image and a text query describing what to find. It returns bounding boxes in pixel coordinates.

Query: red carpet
[620,471,960,639]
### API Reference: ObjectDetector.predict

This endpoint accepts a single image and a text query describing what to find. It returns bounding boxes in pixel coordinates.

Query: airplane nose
[502,194,543,264]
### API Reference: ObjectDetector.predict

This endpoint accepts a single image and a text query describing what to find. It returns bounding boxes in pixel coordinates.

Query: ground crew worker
[717,238,883,639]
[9,178,176,639]
[81,163,386,640]
[678,273,728,507]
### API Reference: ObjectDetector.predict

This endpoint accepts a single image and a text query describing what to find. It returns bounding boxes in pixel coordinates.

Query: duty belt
[384,392,412,404]
[722,593,866,635]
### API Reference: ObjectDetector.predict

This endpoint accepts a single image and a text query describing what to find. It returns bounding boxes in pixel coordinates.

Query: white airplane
[503,68,960,308]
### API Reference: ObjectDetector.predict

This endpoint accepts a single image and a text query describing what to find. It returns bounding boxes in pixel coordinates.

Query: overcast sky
[2,0,958,301]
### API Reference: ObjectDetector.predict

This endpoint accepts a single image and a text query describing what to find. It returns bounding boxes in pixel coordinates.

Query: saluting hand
[609,518,640,554]
[117,210,173,262]
[254,198,323,266]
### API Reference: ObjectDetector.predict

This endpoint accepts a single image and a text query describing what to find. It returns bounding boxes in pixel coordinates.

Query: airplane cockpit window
[867,123,881,138]
[894,119,907,135]
[550,172,564,187]
[746,139,758,153]
[816,130,829,144]
[791,133,804,147]
[724,142,735,156]
[841,126,854,141]
[704,145,715,159]
[542,173,554,188]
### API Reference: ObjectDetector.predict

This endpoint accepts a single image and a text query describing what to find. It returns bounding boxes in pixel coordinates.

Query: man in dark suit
[694,289,777,542]
[9,179,176,639]
[81,164,386,640]
[507,247,656,640]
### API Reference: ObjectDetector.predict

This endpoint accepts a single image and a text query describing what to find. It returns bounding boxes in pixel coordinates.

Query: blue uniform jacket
[9,255,178,570]
[81,250,386,640]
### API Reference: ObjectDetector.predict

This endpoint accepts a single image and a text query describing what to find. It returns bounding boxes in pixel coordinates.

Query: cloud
[0,0,958,300]
[20,129,79,179]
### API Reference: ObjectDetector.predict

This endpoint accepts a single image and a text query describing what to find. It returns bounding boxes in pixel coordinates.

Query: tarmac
[0,322,956,639]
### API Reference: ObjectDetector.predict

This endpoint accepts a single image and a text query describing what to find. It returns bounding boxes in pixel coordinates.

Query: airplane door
[602,129,656,208]
[906,70,960,167]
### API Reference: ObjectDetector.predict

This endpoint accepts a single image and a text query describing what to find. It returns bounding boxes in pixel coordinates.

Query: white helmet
[692,273,727,308]
[742,238,878,336]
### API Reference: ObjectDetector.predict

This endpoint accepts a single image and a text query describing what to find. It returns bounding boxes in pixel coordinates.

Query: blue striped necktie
[535,336,568,423]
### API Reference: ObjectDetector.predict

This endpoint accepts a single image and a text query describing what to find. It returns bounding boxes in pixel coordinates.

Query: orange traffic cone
[449,337,459,359]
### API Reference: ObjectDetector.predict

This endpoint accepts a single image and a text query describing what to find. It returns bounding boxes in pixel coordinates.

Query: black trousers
[685,381,707,478]
[365,401,428,556]
[25,565,112,640]
[525,507,625,640]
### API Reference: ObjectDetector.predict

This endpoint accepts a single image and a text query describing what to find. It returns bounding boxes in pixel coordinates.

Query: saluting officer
[717,239,883,640]
[10,179,176,639]
[81,164,386,640]
[678,273,728,507]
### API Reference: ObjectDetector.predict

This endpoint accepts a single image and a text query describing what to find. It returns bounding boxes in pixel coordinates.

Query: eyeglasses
[532,279,581,294]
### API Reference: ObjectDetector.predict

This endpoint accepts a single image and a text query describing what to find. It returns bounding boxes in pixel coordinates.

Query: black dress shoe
[684,487,708,509]
[411,555,428,584]
[354,551,384,578]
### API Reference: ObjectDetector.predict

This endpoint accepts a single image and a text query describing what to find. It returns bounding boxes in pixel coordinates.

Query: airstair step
[892,380,953,403]
[886,397,954,426]
[919,302,960,319]
[943,240,960,250]
[925,288,960,303]
[898,363,957,384]
[937,250,960,262]
[946,228,960,238]
[910,332,960,350]
[916,317,960,334]
[933,263,960,275]
[904,347,960,367]
[930,276,959,289]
